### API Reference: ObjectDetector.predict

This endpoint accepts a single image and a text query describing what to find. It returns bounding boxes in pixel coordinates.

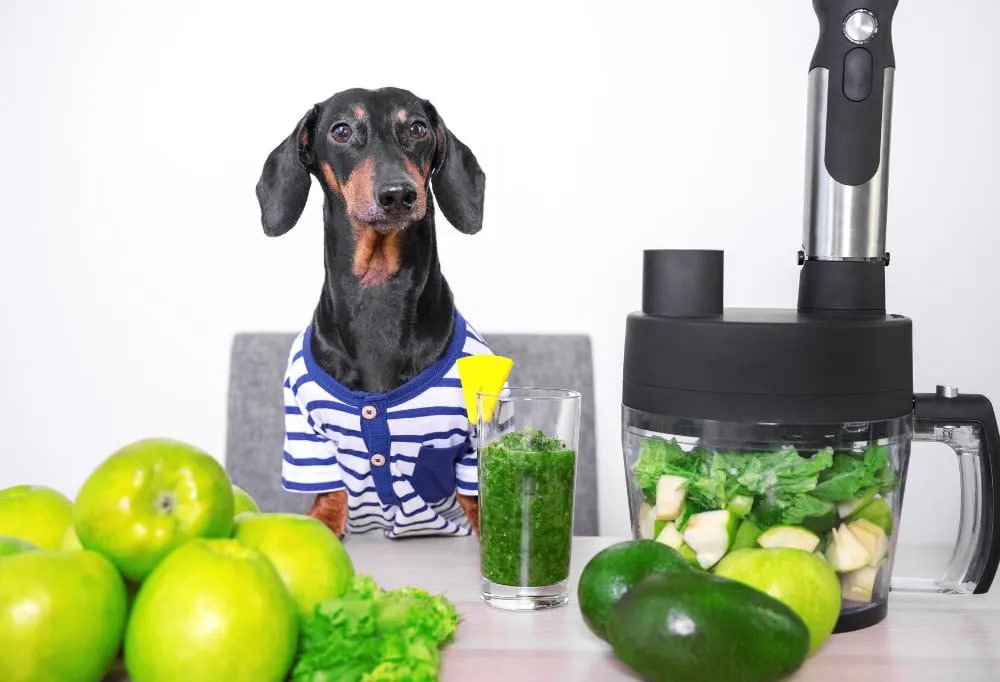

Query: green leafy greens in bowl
[633,439,899,531]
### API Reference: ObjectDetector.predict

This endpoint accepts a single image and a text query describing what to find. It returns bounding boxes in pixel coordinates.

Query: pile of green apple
[0,438,354,682]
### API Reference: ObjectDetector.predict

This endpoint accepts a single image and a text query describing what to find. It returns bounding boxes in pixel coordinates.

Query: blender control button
[937,385,960,399]
[843,9,878,44]
[843,48,873,102]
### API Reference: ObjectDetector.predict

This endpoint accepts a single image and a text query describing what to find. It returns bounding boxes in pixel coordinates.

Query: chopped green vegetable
[731,519,763,550]
[292,575,458,682]
[632,440,899,539]
[779,494,835,526]
[813,445,897,502]
[727,494,754,518]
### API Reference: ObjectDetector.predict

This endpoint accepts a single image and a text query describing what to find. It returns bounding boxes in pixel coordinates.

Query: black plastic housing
[623,308,913,424]
[623,250,913,424]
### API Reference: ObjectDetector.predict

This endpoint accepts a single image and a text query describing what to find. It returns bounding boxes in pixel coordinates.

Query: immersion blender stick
[803,0,898,263]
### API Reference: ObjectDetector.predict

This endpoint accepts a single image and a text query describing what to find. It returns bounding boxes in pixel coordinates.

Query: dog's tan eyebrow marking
[352,106,365,120]
[396,108,408,123]
[320,161,342,196]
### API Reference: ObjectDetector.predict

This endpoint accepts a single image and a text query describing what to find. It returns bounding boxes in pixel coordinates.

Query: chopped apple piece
[655,521,684,549]
[841,565,880,602]
[847,518,889,567]
[683,510,738,569]
[756,525,821,552]
[637,502,657,539]
[655,475,687,521]
[824,524,871,572]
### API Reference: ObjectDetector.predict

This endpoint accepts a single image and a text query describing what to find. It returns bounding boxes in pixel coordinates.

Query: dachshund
[256,88,488,539]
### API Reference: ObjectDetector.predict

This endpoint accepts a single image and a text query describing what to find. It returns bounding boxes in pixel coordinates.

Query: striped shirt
[281,312,492,537]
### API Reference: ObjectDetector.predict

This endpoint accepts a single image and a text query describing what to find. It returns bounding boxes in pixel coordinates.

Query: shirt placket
[359,399,398,507]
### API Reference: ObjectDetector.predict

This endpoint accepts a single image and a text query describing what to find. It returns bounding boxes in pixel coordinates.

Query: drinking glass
[477,388,581,610]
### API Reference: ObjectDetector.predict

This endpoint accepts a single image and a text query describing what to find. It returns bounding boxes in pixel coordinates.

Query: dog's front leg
[307,490,349,539]
[456,494,480,535]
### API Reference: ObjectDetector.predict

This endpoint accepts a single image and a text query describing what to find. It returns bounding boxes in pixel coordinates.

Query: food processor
[621,0,1000,632]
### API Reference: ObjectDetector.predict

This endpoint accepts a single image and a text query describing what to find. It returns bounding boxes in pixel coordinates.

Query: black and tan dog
[256,88,487,538]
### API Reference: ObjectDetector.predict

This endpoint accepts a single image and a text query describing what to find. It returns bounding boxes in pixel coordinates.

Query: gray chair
[225,333,598,535]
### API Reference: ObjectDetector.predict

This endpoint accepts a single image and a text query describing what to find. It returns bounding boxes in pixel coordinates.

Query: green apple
[0,536,38,557]
[74,438,235,581]
[0,549,127,682]
[125,539,298,682]
[234,512,354,622]
[715,547,841,656]
[0,485,73,550]
[232,484,260,516]
[60,524,83,550]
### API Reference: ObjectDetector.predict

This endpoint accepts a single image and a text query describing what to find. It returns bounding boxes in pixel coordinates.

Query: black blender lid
[623,250,913,424]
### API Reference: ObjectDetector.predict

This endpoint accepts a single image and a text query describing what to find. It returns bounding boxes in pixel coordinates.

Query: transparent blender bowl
[622,407,910,624]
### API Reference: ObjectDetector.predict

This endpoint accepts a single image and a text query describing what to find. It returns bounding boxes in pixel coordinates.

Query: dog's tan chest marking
[351,225,402,287]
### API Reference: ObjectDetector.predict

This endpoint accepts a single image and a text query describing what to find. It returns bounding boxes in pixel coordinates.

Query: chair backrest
[225,332,599,535]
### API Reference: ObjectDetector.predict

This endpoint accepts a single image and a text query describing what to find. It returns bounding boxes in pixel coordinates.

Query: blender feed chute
[621,0,1000,633]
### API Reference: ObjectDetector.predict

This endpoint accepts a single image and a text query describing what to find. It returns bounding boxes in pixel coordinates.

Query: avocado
[608,572,810,682]
[577,539,695,641]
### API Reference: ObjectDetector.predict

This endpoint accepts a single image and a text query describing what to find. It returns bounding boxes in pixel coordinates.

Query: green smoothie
[479,428,577,587]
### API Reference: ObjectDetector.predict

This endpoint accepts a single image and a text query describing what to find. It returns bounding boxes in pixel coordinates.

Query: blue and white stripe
[280,312,492,537]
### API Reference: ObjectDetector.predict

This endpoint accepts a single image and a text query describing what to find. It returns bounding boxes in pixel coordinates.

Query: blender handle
[912,392,1000,593]
[809,0,898,187]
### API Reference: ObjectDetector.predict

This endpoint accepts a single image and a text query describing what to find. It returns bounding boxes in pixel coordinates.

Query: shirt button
[370,454,386,467]
[362,405,378,420]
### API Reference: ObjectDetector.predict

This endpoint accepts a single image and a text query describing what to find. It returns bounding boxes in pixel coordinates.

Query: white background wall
[2,0,998,562]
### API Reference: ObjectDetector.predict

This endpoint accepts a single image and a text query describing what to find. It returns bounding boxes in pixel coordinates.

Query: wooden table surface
[342,533,1000,682]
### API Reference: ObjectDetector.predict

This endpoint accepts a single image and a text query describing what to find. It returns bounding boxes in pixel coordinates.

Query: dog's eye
[331,123,353,144]
[409,120,428,140]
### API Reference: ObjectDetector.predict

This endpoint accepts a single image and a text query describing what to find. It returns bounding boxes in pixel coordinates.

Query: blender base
[834,600,888,632]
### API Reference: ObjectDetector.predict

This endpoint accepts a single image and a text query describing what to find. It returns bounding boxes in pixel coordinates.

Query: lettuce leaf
[779,494,835,526]
[812,445,896,502]
[292,575,458,682]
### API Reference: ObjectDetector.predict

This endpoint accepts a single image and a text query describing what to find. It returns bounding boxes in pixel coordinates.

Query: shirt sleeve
[280,377,344,494]
[454,426,478,496]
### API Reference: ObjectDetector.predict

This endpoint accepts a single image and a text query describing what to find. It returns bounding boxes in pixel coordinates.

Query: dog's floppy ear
[423,100,485,235]
[256,106,319,237]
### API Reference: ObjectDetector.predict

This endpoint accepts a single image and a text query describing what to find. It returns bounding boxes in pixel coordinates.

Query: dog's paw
[307,490,349,539]
[456,493,480,535]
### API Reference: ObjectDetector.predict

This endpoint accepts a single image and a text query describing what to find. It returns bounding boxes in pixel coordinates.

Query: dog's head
[256,87,485,286]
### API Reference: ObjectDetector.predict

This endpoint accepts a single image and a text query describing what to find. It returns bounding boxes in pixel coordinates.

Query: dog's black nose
[376,183,418,212]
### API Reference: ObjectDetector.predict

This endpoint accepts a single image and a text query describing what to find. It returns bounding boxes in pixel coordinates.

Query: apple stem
[156,493,174,514]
